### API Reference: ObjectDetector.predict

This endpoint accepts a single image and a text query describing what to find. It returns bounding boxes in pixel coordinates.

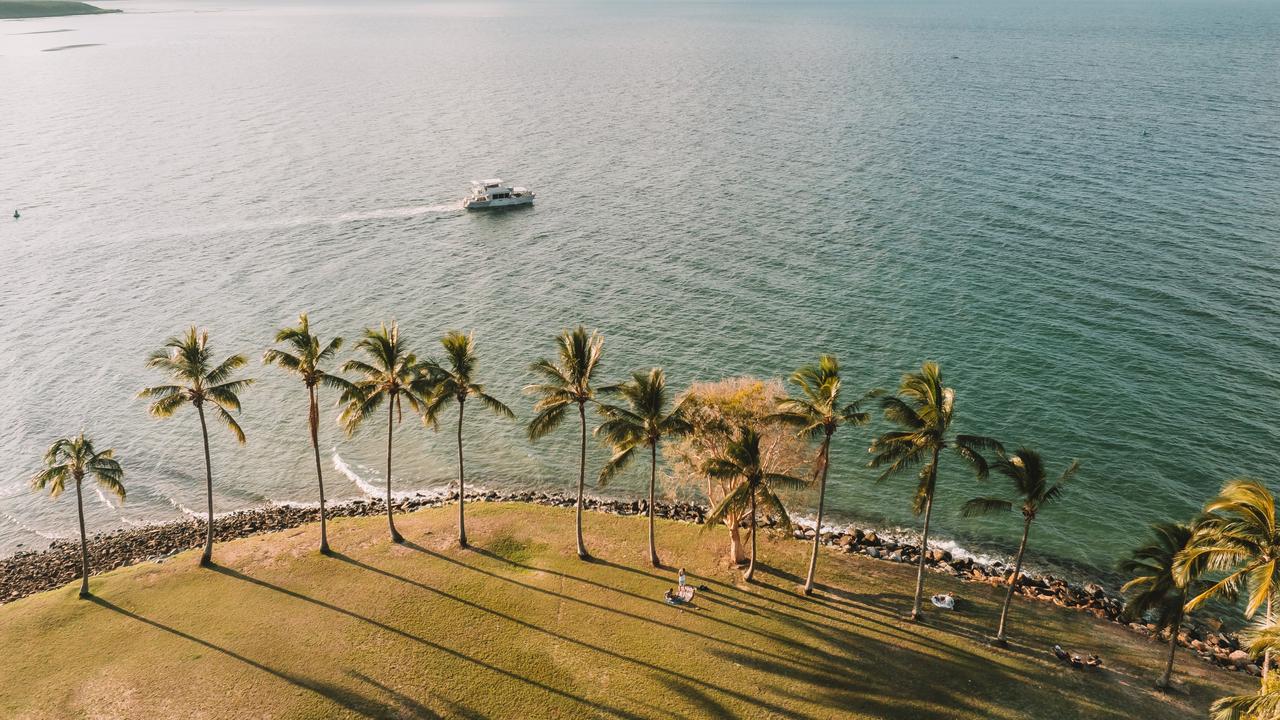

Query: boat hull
[463,196,534,210]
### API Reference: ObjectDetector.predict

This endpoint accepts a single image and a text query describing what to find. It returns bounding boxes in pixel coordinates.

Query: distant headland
[0,1,120,19]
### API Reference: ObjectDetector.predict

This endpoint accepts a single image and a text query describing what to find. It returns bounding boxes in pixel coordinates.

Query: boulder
[1230,650,1250,669]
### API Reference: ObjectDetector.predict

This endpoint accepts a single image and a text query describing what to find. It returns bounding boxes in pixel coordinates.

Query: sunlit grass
[0,503,1252,718]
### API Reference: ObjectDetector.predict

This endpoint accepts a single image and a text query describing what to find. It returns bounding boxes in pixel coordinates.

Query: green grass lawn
[0,503,1251,718]
[0,1,118,19]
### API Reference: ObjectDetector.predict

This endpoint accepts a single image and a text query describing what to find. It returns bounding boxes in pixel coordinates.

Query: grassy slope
[0,1,118,19]
[0,503,1251,719]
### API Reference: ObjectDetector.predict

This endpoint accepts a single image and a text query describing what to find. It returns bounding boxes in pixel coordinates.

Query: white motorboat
[463,179,535,209]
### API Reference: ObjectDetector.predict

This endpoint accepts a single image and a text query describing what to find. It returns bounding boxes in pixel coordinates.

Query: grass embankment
[0,1,119,19]
[0,503,1250,719]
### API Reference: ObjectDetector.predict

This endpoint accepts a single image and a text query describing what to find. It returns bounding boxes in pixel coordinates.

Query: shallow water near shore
[1,0,1278,579]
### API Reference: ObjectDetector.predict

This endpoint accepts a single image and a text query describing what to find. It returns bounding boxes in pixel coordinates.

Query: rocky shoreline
[0,491,1253,675]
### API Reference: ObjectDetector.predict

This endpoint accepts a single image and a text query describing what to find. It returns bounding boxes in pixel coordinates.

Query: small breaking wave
[333,449,383,498]
[1,512,67,541]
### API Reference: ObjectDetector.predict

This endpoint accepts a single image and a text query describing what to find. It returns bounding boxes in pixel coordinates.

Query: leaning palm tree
[422,330,514,548]
[1212,625,1280,719]
[338,322,433,544]
[263,313,350,555]
[31,434,125,598]
[703,425,807,582]
[868,361,1000,621]
[140,327,252,566]
[596,368,692,567]
[1178,478,1280,682]
[774,355,872,595]
[525,326,604,560]
[962,448,1078,644]
[1120,521,1208,690]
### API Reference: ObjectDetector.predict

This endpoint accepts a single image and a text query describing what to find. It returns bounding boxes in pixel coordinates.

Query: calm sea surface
[2,0,1278,579]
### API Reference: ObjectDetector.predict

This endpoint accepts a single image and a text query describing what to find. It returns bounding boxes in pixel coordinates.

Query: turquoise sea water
[1,0,1277,579]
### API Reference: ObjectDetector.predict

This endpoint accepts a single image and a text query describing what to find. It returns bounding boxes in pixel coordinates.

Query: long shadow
[206,565,646,720]
[348,671,488,720]
[325,552,817,719]
[86,596,422,718]
[414,543,817,666]
[506,546,1005,671]
[464,544,947,661]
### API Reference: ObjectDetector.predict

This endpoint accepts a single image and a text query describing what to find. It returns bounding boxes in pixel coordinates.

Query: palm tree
[868,361,1000,621]
[1120,521,1208,690]
[263,313,350,555]
[525,326,603,560]
[140,327,252,566]
[1178,478,1280,682]
[338,322,432,544]
[596,368,692,567]
[1212,624,1280,719]
[703,425,807,582]
[31,434,124,598]
[774,355,871,595]
[962,448,1078,644]
[422,330,514,548]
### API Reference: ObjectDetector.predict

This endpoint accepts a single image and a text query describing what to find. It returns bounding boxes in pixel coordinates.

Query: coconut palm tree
[525,326,604,560]
[1212,624,1280,719]
[703,425,807,582]
[1179,478,1280,682]
[263,313,350,555]
[868,361,1000,621]
[962,448,1078,644]
[338,322,433,544]
[31,434,124,598]
[140,327,252,566]
[774,355,872,595]
[1120,521,1208,690]
[421,330,514,548]
[595,368,691,567]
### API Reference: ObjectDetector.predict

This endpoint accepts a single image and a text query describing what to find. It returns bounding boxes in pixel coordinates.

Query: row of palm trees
[32,318,1094,652]
[1121,480,1280,714]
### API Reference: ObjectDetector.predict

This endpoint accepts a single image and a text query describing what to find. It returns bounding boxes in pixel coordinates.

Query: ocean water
[1,0,1278,580]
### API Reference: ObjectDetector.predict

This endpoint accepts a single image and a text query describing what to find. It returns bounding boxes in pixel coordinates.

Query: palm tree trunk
[745,487,757,582]
[575,401,589,560]
[196,404,215,566]
[996,517,1032,642]
[1158,612,1180,689]
[75,476,90,598]
[910,447,940,621]
[456,399,467,548]
[386,400,403,543]
[803,437,831,596]
[648,443,659,567]
[1266,593,1274,683]
[309,386,330,555]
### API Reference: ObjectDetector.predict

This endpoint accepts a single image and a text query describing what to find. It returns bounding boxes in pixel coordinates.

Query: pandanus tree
[703,425,807,582]
[1120,521,1208,691]
[774,355,871,595]
[525,326,603,560]
[1178,479,1280,682]
[338,323,432,544]
[140,327,252,566]
[595,368,691,567]
[868,361,1000,621]
[962,448,1078,644]
[31,434,124,598]
[263,313,349,554]
[422,330,514,548]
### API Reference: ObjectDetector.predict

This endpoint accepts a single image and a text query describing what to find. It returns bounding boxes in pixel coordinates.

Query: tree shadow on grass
[329,551,810,719]
[85,595,428,718]
[204,565,646,720]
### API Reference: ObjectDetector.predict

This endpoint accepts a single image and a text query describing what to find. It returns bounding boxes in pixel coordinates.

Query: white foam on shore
[790,514,1012,571]
[333,449,383,498]
[1,512,67,541]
